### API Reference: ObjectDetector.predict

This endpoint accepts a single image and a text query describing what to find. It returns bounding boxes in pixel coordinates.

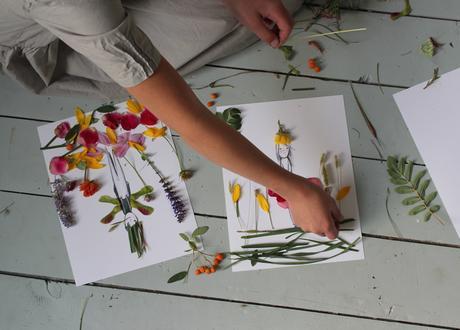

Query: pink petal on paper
[77,127,99,147]
[97,131,111,146]
[130,133,145,145]
[54,121,71,139]
[113,143,130,158]
[49,156,69,175]
[140,109,158,126]
[102,112,122,129]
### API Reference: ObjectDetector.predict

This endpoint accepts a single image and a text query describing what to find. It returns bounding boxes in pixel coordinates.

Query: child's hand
[282,176,343,239]
[223,0,293,48]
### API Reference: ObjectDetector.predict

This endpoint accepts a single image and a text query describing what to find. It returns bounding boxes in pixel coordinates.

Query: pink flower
[99,130,145,158]
[102,112,122,129]
[120,112,140,131]
[49,156,69,175]
[77,127,99,147]
[140,109,158,126]
[54,121,71,139]
[268,177,324,209]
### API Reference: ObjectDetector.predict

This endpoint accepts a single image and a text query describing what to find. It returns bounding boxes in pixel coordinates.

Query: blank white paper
[394,67,460,238]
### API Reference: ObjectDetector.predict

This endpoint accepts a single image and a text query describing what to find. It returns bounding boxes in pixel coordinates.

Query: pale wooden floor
[1,1,460,329]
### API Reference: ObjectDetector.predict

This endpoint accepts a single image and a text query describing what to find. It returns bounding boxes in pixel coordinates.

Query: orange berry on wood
[205,268,211,274]
[210,266,216,273]
[314,66,321,73]
[210,93,219,99]
[216,253,224,261]
[207,101,215,107]
[195,269,201,275]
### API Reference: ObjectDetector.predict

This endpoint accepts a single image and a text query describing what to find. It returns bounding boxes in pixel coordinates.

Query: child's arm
[127,58,341,239]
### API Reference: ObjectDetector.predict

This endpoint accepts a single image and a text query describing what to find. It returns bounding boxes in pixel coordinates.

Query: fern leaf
[395,186,413,194]
[424,191,437,206]
[409,204,426,215]
[411,170,427,189]
[402,196,421,205]
[418,179,431,198]
[404,161,414,181]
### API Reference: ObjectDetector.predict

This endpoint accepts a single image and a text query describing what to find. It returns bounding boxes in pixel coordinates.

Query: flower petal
[97,131,111,146]
[140,109,158,126]
[126,99,143,114]
[54,122,71,139]
[49,156,69,175]
[106,127,118,144]
[78,128,99,147]
[120,113,140,131]
[113,143,130,158]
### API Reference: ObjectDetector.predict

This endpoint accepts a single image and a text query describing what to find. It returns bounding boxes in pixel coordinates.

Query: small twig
[193,71,252,90]
[304,27,367,40]
[0,202,14,215]
[385,188,403,238]
[423,68,440,90]
[376,62,384,95]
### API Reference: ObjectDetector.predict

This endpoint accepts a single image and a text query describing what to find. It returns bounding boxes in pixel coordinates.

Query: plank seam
[0,270,457,329]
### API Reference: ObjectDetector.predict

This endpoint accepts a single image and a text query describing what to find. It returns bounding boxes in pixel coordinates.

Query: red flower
[79,180,100,197]
[54,121,71,139]
[102,112,122,129]
[140,109,158,126]
[77,127,99,147]
[49,156,70,175]
[120,112,140,131]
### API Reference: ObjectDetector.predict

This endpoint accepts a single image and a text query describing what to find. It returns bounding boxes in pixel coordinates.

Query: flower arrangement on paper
[40,99,190,257]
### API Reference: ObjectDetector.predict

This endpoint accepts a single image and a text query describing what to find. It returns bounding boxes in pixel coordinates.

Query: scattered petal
[54,122,71,138]
[140,109,158,126]
[120,113,140,131]
[49,156,69,175]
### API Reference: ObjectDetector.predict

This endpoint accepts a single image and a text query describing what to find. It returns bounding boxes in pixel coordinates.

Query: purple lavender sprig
[50,178,76,228]
[140,152,187,223]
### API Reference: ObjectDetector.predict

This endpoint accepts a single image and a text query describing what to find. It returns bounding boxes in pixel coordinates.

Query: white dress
[0,0,302,100]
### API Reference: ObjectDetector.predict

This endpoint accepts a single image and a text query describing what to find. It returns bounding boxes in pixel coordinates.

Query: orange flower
[79,180,100,197]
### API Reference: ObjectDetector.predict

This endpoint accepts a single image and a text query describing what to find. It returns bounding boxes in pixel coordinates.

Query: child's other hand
[223,0,293,48]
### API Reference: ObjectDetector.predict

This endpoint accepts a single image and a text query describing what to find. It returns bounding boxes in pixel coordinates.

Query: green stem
[40,142,67,150]
[124,156,148,186]
[62,144,82,157]
[43,135,58,149]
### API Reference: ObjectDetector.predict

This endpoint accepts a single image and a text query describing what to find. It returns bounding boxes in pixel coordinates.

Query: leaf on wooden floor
[386,155,444,224]
[423,68,440,89]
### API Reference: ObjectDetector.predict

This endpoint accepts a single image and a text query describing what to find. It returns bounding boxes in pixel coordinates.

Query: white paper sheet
[218,96,364,272]
[394,67,460,238]
[38,102,197,285]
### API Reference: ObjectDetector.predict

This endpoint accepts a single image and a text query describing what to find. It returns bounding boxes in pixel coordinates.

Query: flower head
[75,107,92,130]
[120,112,140,131]
[143,126,167,139]
[49,156,70,175]
[79,180,100,197]
[67,147,105,170]
[102,112,122,129]
[54,122,71,139]
[127,99,144,114]
[274,121,292,145]
[99,130,145,158]
[140,109,158,126]
[77,127,99,147]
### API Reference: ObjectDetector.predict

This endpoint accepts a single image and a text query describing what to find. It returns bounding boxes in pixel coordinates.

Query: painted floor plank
[0,274,429,330]
[214,8,460,88]
[313,0,460,20]
[0,192,459,327]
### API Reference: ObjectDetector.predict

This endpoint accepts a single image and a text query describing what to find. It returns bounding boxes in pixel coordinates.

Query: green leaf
[424,212,432,222]
[387,156,398,171]
[95,105,116,113]
[417,179,431,198]
[409,204,426,215]
[421,38,435,57]
[167,271,188,283]
[404,161,414,181]
[188,241,198,251]
[192,226,209,238]
[391,178,407,185]
[65,124,80,143]
[398,156,407,174]
[76,161,87,170]
[179,233,189,242]
[250,252,258,266]
[288,64,300,75]
[279,45,294,60]
[429,205,441,213]
[387,169,402,180]
[411,170,427,189]
[395,186,413,194]
[402,196,421,205]
[424,191,437,206]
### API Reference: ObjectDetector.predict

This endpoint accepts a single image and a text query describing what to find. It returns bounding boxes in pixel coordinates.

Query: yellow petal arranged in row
[128,141,146,152]
[336,186,351,201]
[127,98,143,114]
[106,127,118,144]
[231,183,241,203]
[255,190,270,213]
[75,107,92,130]
[144,127,167,138]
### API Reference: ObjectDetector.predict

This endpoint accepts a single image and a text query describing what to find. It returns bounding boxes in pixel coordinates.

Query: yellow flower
[128,141,146,152]
[143,127,167,139]
[274,133,292,145]
[255,190,270,213]
[274,120,292,145]
[127,98,143,114]
[75,107,92,130]
[106,127,117,144]
[67,147,105,170]
[229,182,241,203]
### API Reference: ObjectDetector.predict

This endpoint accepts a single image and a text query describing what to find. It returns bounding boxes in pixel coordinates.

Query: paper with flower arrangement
[38,100,197,286]
[218,96,364,272]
